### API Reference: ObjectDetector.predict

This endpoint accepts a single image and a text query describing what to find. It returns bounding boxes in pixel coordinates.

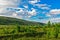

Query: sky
[0,0,60,23]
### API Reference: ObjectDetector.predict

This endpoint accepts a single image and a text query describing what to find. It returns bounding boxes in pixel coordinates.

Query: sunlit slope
[0,16,44,25]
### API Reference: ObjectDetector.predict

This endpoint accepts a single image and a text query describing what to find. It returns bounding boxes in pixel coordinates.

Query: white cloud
[28,8,36,15]
[39,17,60,23]
[0,0,50,19]
[46,14,51,17]
[28,16,31,18]
[26,0,50,10]
[15,8,37,18]
[0,0,19,14]
[50,9,60,14]
[23,5,28,8]
[41,9,60,23]
[33,4,51,10]
[0,0,20,17]
[49,18,60,23]
[29,0,40,4]
[0,0,20,7]
[45,9,60,17]
[41,7,50,10]
[12,13,17,17]
[0,0,53,22]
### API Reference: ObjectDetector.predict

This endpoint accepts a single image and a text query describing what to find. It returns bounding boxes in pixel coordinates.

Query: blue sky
[0,0,60,23]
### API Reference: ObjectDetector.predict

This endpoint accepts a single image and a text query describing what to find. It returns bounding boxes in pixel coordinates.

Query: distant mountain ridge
[0,16,44,25]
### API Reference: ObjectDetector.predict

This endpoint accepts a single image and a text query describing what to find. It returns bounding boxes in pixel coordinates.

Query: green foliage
[0,17,60,40]
[0,16,44,26]
[16,25,20,32]
[47,21,51,27]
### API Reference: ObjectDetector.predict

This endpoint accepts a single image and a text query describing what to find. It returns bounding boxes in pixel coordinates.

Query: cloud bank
[0,0,20,17]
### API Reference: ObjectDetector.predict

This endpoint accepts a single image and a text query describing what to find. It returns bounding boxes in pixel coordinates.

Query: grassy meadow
[0,22,60,40]
[0,17,60,40]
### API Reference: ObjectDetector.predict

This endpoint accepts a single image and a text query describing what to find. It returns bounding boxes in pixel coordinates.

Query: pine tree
[47,21,51,27]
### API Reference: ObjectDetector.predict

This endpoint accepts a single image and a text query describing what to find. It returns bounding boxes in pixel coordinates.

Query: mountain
[0,16,44,25]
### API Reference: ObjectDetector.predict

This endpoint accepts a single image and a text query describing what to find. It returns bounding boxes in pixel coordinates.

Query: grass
[0,24,60,40]
[0,16,60,40]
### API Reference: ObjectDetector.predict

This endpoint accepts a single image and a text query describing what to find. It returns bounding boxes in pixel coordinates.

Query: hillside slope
[0,16,44,25]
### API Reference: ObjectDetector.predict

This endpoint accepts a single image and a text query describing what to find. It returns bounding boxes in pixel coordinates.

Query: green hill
[0,16,60,40]
[0,16,44,25]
